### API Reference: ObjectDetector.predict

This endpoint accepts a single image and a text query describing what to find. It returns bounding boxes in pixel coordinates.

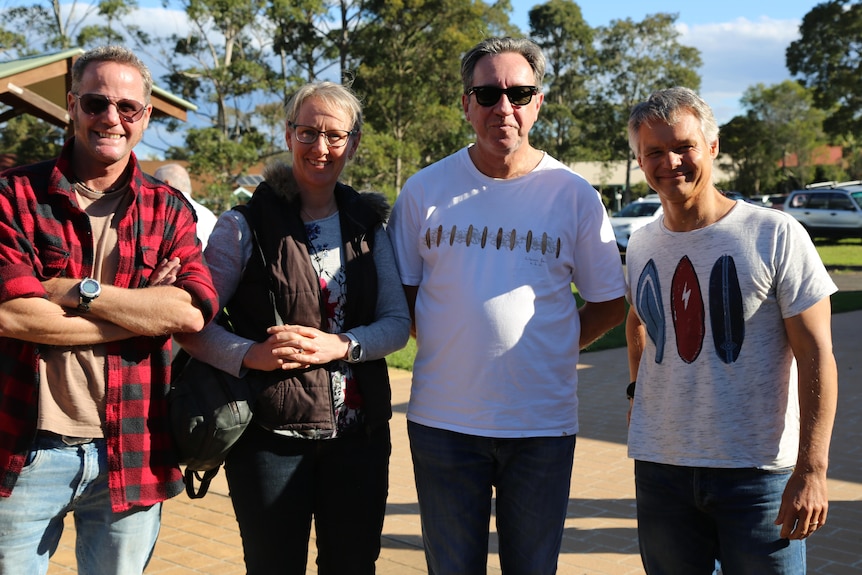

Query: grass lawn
[814,237,862,268]
[386,240,862,371]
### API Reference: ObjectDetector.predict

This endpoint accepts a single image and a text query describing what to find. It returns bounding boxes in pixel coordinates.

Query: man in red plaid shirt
[0,46,218,574]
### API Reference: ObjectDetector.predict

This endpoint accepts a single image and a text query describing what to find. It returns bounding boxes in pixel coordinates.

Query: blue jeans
[408,421,576,575]
[0,433,161,575]
[635,460,806,575]
[225,422,391,575]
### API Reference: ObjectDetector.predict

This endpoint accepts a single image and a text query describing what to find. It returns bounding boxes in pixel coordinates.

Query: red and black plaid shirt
[0,140,218,511]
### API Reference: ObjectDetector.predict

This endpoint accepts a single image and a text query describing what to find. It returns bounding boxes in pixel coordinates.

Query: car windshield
[850,191,862,208]
[615,202,660,217]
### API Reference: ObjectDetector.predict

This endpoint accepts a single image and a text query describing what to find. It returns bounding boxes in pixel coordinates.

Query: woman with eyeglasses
[175,81,410,575]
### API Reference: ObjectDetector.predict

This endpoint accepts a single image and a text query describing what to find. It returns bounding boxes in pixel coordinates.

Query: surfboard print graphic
[636,259,665,363]
[709,254,745,363]
[671,255,705,364]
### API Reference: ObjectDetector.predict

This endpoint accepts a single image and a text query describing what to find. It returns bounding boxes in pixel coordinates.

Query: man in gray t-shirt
[625,87,837,574]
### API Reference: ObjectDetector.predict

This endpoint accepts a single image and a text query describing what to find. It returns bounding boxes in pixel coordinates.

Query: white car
[784,185,862,239]
[611,196,663,251]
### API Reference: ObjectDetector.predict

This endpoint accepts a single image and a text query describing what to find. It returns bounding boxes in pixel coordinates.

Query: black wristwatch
[77,277,101,312]
[626,381,636,400]
[344,333,362,363]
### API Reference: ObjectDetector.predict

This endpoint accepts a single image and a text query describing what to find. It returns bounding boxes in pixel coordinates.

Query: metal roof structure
[0,48,197,130]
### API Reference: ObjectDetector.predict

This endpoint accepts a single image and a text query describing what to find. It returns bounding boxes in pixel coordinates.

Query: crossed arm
[0,258,206,346]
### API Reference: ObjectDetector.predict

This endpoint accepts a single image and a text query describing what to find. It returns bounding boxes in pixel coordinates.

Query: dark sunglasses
[73,93,148,123]
[466,85,538,107]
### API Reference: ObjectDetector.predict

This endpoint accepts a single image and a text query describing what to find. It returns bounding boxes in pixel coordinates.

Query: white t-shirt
[388,146,626,438]
[184,193,217,250]
[625,201,837,468]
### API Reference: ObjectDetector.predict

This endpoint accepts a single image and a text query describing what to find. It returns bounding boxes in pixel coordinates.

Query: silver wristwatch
[77,277,101,312]
[344,332,362,363]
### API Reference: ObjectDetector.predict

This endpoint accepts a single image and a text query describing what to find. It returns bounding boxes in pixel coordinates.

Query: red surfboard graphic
[671,256,705,363]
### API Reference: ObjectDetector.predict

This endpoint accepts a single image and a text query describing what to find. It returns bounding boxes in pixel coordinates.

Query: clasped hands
[243,325,349,372]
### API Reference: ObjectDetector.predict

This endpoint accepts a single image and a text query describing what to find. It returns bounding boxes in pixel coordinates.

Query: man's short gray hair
[461,37,546,94]
[628,87,719,156]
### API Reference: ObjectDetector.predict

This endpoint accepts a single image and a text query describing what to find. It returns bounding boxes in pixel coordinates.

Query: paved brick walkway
[49,305,862,574]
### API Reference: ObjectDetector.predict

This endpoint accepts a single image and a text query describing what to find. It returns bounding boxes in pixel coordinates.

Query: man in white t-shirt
[154,163,217,249]
[388,37,627,574]
[625,87,838,574]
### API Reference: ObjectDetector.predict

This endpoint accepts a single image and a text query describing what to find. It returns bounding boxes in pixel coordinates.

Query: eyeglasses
[467,85,538,107]
[73,93,148,123]
[288,121,356,148]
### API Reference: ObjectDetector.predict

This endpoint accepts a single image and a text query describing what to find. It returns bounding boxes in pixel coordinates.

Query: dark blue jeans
[225,422,391,575]
[408,421,576,575]
[635,460,805,575]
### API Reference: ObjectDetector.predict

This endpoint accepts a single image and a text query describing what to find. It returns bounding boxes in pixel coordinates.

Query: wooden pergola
[0,48,196,133]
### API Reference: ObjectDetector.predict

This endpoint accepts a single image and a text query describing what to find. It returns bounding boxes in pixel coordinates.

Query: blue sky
[510,0,815,27]
[509,1,819,123]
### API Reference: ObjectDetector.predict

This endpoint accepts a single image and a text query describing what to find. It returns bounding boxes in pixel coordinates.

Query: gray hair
[461,37,546,94]
[71,45,153,102]
[284,82,363,133]
[153,163,192,196]
[628,87,719,156]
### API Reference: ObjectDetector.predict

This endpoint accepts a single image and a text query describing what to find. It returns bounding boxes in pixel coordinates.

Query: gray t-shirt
[625,201,836,469]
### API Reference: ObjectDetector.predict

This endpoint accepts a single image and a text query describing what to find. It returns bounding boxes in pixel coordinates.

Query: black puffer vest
[225,163,392,433]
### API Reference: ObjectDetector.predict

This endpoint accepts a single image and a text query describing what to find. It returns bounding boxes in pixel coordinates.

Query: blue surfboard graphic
[709,255,745,363]
[636,259,665,363]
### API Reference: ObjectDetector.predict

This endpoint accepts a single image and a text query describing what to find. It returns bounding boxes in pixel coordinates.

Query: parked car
[720,190,757,203]
[784,184,862,239]
[611,195,663,252]
[762,194,788,211]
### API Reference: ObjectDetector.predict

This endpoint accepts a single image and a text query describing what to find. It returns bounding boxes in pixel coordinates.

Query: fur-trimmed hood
[261,161,391,222]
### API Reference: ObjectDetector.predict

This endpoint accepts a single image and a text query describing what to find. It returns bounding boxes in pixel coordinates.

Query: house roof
[0,48,196,129]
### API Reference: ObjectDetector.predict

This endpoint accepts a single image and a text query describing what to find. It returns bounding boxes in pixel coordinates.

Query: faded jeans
[0,433,161,575]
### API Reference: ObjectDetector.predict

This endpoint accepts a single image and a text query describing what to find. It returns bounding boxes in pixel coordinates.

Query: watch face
[350,343,361,361]
[80,278,100,297]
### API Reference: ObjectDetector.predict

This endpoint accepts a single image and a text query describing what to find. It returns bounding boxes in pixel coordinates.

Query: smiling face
[635,109,719,204]
[463,51,543,166]
[286,97,359,198]
[68,61,151,185]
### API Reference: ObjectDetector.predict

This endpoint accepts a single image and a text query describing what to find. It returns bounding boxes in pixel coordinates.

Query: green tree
[264,0,378,102]
[786,0,862,140]
[528,0,594,163]
[2,0,140,53]
[77,0,148,48]
[0,115,64,165]
[159,0,275,193]
[585,13,701,196]
[350,0,511,196]
[719,113,783,195]
[0,25,27,57]
[738,81,829,190]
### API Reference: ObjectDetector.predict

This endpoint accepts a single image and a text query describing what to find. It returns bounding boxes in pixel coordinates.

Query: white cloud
[677,17,802,123]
